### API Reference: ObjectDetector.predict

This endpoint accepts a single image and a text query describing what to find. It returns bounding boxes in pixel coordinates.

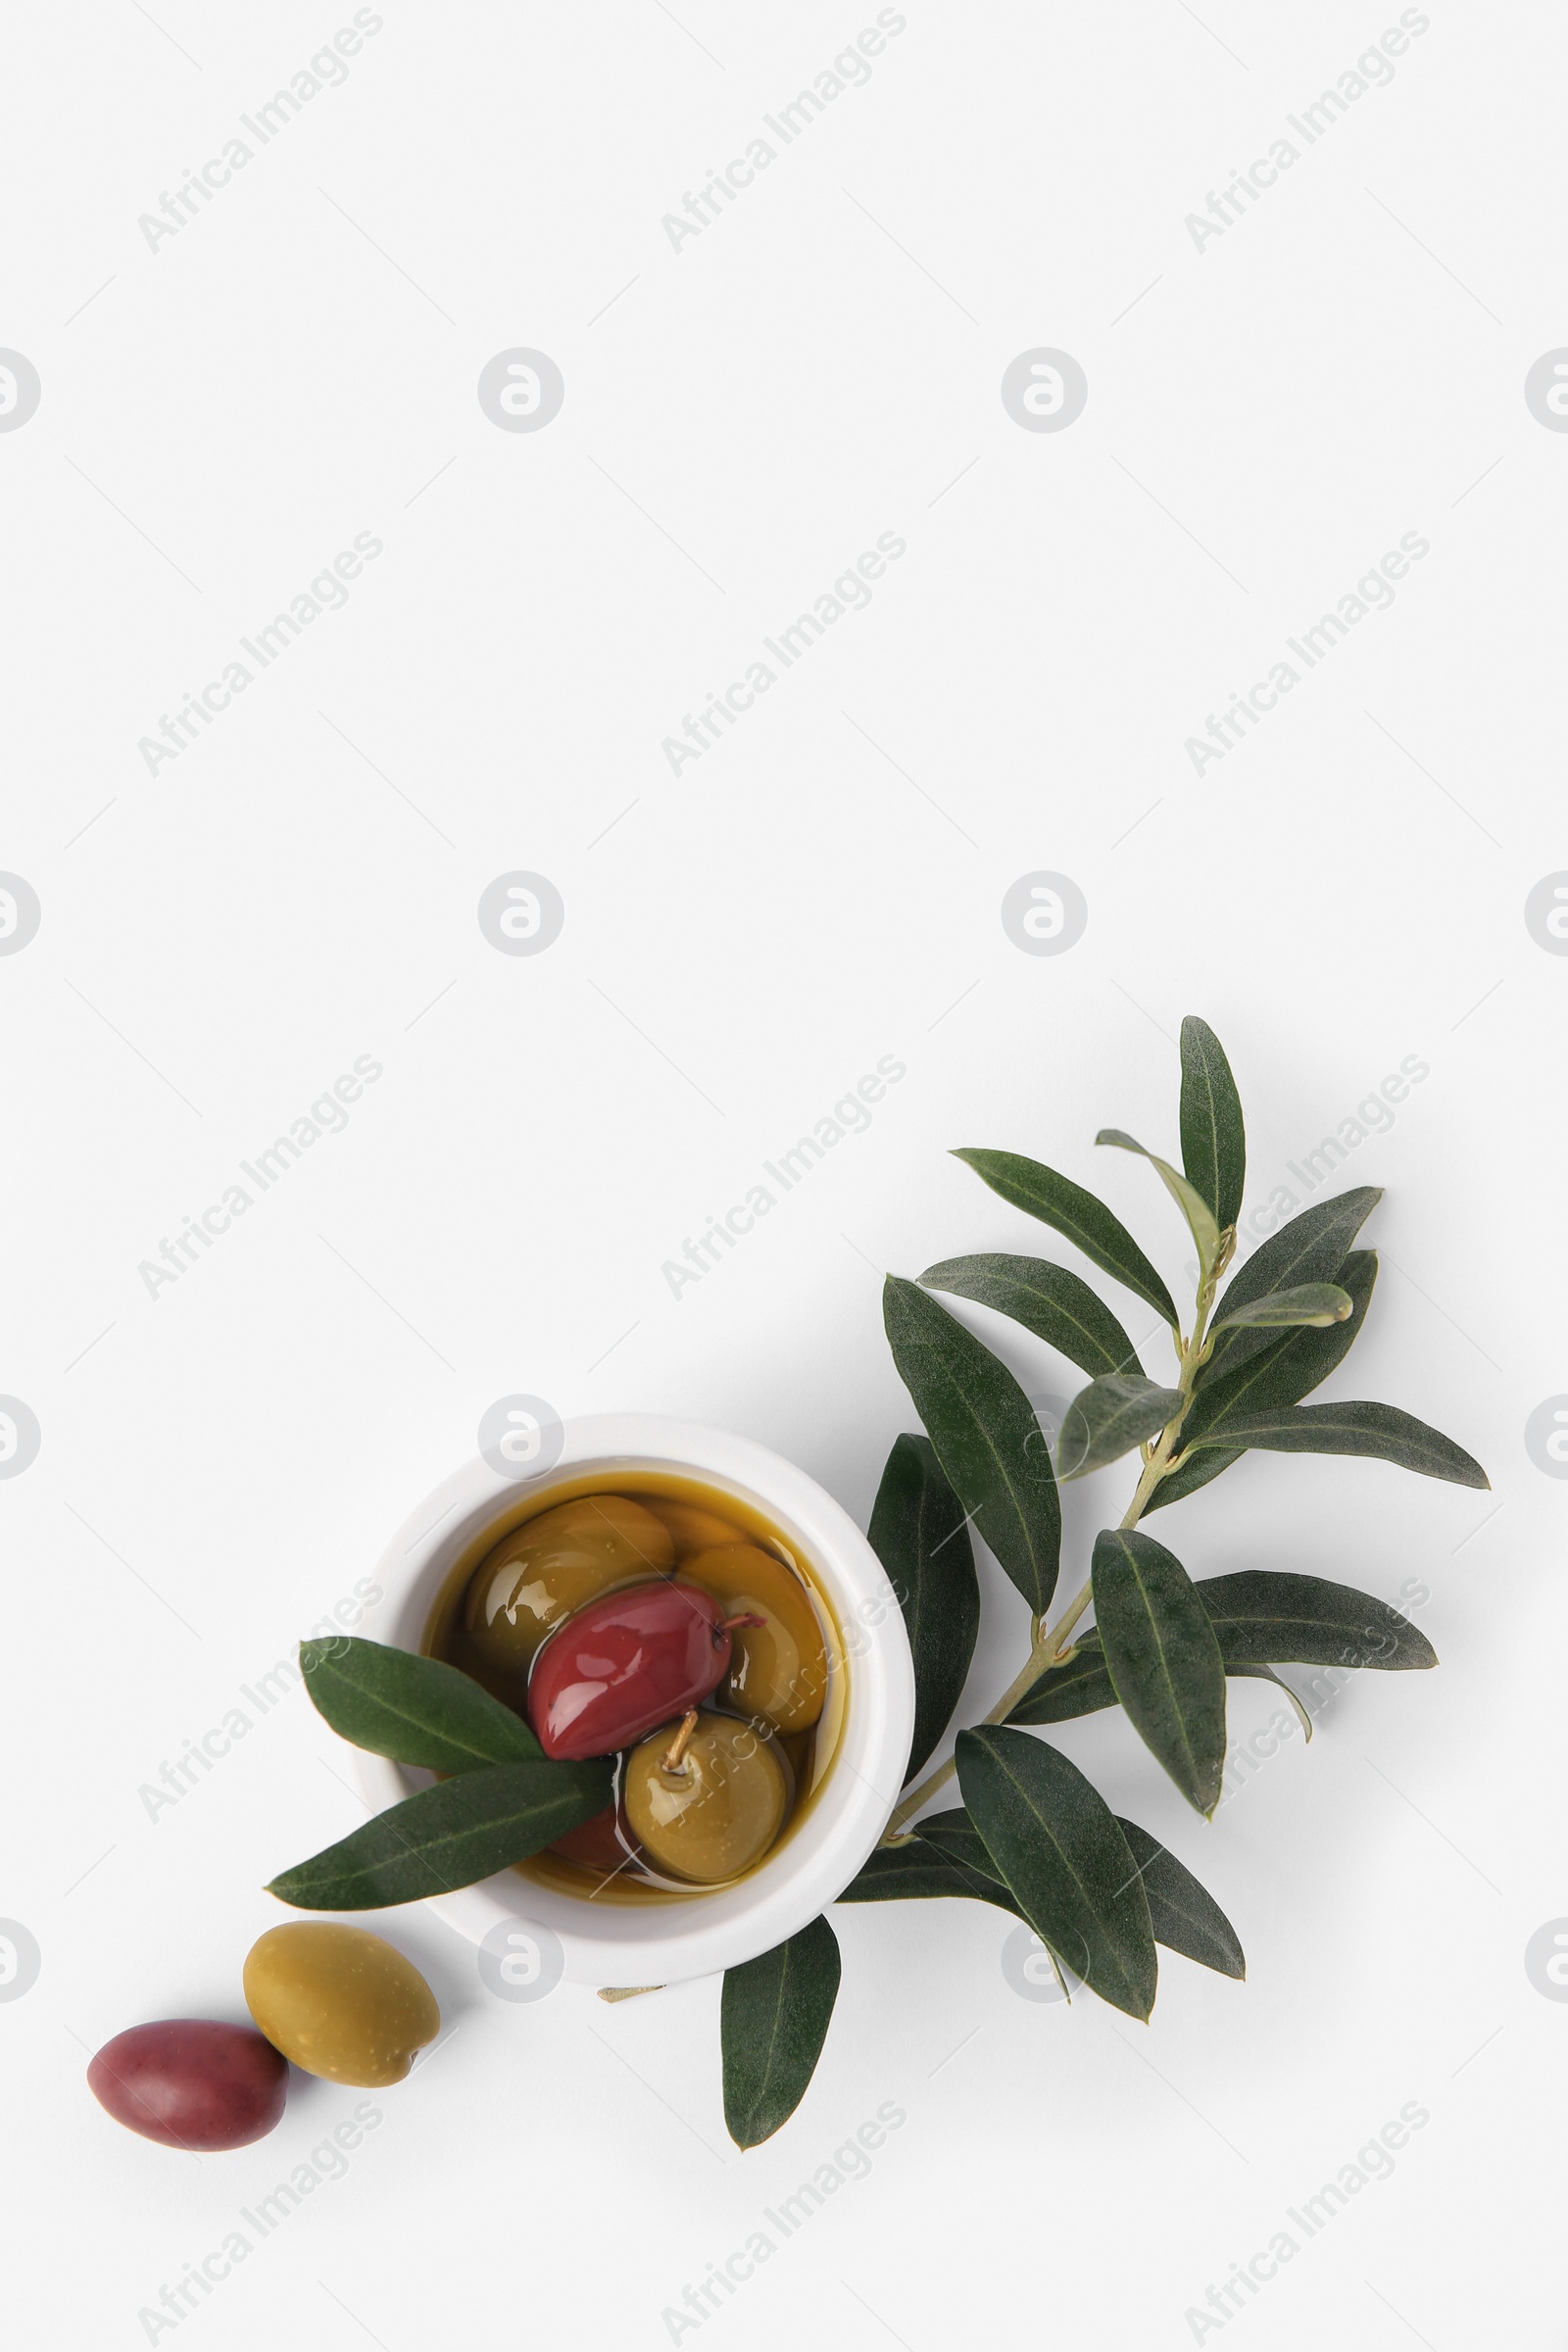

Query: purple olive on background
[87,2018,288,2151]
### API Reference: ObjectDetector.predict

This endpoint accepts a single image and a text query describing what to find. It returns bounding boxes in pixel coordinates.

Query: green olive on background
[623,1709,789,1884]
[680,1544,828,1733]
[463,1494,674,1675]
[638,1495,750,1559]
[243,1924,439,2087]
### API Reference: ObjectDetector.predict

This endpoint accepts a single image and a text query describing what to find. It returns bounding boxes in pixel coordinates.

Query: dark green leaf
[1149,1250,1379,1514]
[721,1917,841,2148]
[883,1277,1061,1615]
[1185,1399,1488,1489]
[1004,1640,1120,1726]
[1211,1283,1352,1332]
[1091,1529,1227,1816]
[956,1726,1157,2020]
[1005,1640,1312,1728]
[834,1839,1019,1915]
[920,1253,1143,1378]
[1115,1819,1245,1980]
[953,1150,1179,1330]
[1097,1128,1221,1282]
[1228,1661,1313,1740]
[299,1636,542,1773]
[915,1805,1004,1882]
[1058,1374,1184,1480]
[1193,1570,1437,1670]
[1179,1017,1246,1231]
[867,1434,980,1786]
[265,1755,612,1910]
[1205,1189,1381,1380]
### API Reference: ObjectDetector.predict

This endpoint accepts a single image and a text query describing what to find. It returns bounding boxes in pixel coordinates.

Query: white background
[4,1,1564,2344]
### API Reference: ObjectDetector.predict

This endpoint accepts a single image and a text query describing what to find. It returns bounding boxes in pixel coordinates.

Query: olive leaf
[883,1277,1061,1616]
[1057,1374,1184,1480]
[956,1726,1157,2021]
[1097,1129,1222,1285]
[1006,1638,1315,1728]
[265,1755,612,1910]
[1091,1529,1227,1816]
[1184,1400,1489,1489]
[1179,1017,1246,1231]
[920,1253,1143,1378]
[1210,1283,1352,1332]
[867,1434,980,1787]
[299,1636,543,1773]
[952,1150,1179,1331]
[1115,1819,1245,1980]
[721,1917,841,2149]
[1204,1189,1381,1380]
[1149,1250,1379,1514]
[1192,1571,1436,1670]
[836,1837,1021,1917]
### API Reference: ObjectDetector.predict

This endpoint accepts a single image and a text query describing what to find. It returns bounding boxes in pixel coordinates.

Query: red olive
[87,2019,288,2151]
[527,1581,760,1761]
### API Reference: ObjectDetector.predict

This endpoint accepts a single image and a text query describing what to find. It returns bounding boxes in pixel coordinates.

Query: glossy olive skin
[681,1544,828,1733]
[87,2020,287,2151]
[527,1581,734,1760]
[243,1924,439,2087]
[638,1496,749,1559]
[623,1711,789,1883]
[463,1495,674,1677]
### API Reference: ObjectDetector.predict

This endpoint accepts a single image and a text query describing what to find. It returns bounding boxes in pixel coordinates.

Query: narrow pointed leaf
[1192,1571,1437,1669]
[721,1917,841,2148]
[1097,1128,1222,1281]
[1149,1251,1379,1513]
[1007,1640,1314,1728]
[915,1806,1004,1882]
[1211,1283,1352,1332]
[835,1839,1020,1916]
[1205,1189,1381,1379]
[266,1755,613,1910]
[1091,1529,1227,1815]
[1184,1400,1489,1488]
[1179,1017,1246,1230]
[1227,1661,1314,1739]
[883,1277,1061,1614]
[299,1636,543,1772]
[1057,1374,1184,1480]
[920,1253,1143,1378]
[867,1434,980,1785]
[956,1725,1157,2020]
[953,1149,1179,1330]
[1115,1819,1245,1979]
[1004,1642,1121,1726]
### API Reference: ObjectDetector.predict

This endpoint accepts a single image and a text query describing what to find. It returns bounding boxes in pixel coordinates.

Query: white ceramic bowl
[355,1415,914,1984]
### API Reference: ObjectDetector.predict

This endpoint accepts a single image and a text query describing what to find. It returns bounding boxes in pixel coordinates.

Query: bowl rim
[352,1414,914,1984]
